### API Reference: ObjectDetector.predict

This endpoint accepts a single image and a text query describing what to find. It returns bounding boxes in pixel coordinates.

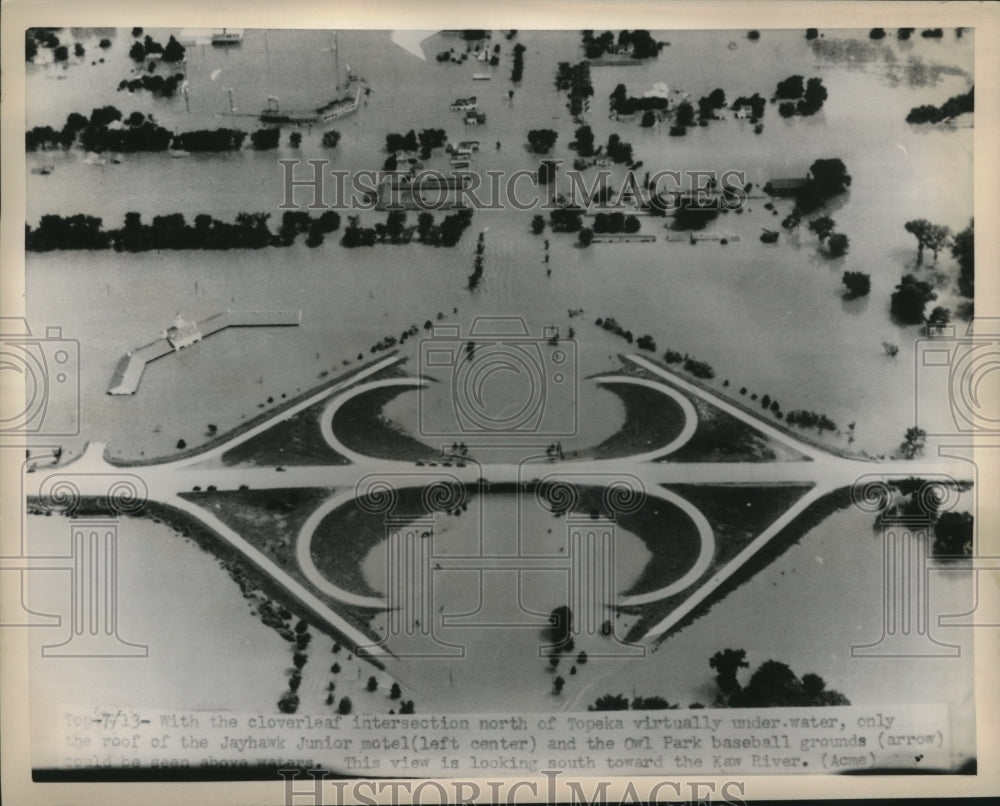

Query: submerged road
[23,352,974,649]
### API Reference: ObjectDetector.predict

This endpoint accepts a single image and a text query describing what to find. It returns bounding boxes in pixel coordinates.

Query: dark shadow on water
[840,293,870,315]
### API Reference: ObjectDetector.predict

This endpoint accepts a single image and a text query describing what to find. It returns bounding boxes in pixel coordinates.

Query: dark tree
[933,512,973,557]
[545,605,573,649]
[250,128,281,150]
[527,129,558,154]
[827,232,849,257]
[675,101,695,128]
[899,426,927,459]
[808,216,836,241]
[631,696,673,710]
[730,660,845,707]
[709,648,749,703]
[870,28,887,40]
[927,306,951,330]
[337,696,353,715]
[537,159,558,185]
[589,693,630,711]
[277,693,299,713]
[553,676,566,695]
[289,131,302,148]
[775,75,805,99]
[578,227,594,247]
[890,274,937,324]
[366,675,378,692]
[572,125,595,157]
[162,35,186,63]
[842,271,871,298]
[904,219,951,265]
[390,682,402,700]
[530,214,546,235]
[952,219,974,297]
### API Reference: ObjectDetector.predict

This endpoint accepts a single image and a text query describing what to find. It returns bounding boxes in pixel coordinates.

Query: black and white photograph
[2,2,998,803]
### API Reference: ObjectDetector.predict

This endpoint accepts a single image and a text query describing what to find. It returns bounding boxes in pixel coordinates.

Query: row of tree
[589,649,849,709]
[582,29,663,60]
[554,61,594,116]
[774,75,828,117]
[25,210,342,252]
[511,43,526,82]
[906,86,974,124]
[340,208,474,248]
[129,34,186,63]
[117,72,185,98]
[25,105,282,154]
[385,129,448,160]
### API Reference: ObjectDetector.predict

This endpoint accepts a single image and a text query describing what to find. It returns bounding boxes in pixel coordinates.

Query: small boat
[212,28,244,46]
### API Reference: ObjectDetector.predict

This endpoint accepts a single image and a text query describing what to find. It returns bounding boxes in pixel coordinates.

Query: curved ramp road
[23,353,973,652]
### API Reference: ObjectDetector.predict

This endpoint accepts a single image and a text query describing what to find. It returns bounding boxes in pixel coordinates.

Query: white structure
[165,314,202,350]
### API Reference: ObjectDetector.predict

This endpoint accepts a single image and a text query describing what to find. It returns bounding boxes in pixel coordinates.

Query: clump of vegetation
[555,61,593,116]
[890,275,937,324]
[842,271,871,298]
[906,86,973,124]
[773,75,828,116]
[582,29,663,60]
[590,649,849,709]
[118,73,185,98]
[511,43,526,81]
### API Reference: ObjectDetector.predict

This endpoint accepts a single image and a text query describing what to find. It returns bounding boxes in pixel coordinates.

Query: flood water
[23,27,976,741]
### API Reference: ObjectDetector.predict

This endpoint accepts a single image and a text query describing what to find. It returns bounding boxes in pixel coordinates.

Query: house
[450,96,478,111]
[464,110,487,125]
[164,314,202,350]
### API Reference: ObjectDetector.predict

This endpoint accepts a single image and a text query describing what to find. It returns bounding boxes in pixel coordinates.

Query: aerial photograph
[7,15,992,792]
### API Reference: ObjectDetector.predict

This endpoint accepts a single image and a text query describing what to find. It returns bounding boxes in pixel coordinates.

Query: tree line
[25,210,341,252]
[906,86,973,124]
[589,649,849,709]
[25,106,289,154]
[582,30,663,60]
